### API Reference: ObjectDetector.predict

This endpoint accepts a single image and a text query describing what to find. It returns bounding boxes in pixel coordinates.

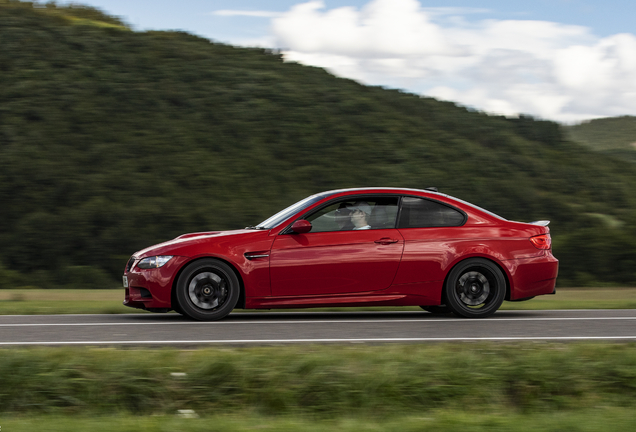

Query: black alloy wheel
[444,258,506,318]
[175,259,240,321]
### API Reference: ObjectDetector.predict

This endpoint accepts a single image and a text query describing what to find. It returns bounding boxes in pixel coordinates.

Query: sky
[56,0,636,123]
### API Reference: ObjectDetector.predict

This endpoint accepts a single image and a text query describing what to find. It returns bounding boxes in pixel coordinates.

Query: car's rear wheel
[444,258,506,318]
[419,305,452,314]
[175,259,240,321]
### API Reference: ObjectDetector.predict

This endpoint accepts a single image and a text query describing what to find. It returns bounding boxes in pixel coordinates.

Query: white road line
[1,316,636,327]
[2,336,636,345]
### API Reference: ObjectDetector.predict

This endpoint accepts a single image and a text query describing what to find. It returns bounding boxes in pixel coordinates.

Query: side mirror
[290,220,312,234]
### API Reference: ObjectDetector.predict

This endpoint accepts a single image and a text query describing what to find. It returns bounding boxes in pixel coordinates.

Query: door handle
[374,238,399,245]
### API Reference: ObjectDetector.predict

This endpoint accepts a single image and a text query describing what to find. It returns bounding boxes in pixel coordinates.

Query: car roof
[319,186,442,197]
[317,187,452,202]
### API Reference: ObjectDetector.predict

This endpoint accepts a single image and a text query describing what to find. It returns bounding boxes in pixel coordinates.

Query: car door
[269,196,404,296]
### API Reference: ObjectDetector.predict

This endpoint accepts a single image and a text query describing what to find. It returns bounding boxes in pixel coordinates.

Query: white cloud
[273,0,457,57]
[270,0,636,122]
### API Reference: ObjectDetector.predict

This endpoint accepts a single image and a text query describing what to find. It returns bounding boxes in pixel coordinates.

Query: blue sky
[57,0,636,122]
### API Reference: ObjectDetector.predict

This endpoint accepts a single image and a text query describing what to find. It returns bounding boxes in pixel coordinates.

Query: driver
[334,203,354,230]
[348,202,373,230]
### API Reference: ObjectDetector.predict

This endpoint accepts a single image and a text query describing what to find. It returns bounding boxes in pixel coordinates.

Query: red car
[123,188,558,320]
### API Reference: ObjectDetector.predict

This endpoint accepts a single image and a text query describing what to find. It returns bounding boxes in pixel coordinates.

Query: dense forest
[1,0,636,288]
[565,116,636,163]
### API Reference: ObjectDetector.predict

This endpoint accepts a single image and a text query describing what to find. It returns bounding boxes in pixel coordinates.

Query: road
[1,309,636,346]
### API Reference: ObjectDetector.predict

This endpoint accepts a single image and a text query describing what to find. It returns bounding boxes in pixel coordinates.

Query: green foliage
[565,115,636,151]
[1,1,636,287]
[0,0,128,27]
[2,344,636,416]
[0,261,26,289]
[564,115,636,163]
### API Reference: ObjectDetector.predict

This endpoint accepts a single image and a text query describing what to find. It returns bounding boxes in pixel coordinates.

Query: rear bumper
[508,252,559,300]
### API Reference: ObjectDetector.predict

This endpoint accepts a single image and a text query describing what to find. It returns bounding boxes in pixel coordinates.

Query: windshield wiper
[245,226,267,230]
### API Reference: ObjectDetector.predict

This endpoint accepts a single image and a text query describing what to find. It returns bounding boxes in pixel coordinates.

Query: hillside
[1,0,636,287]
[564,116,636,163]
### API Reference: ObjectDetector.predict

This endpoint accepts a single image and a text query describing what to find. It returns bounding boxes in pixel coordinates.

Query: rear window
[398,197,465,228]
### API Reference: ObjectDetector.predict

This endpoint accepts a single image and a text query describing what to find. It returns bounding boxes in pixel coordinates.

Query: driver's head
[347,202,372,227]
[335,204,352,228]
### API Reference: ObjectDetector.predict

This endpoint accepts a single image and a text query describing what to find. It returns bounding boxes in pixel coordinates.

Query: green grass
[2,344,636,416]
[2,338,636,430]
[0,289,132,315]
[3,409,636,432]
[502,287,636,310]
[2,343,636,432]
[0,288,635,315]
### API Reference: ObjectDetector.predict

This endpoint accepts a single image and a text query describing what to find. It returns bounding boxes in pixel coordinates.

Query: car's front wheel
[175,259,240,321]
[444,258,506,318]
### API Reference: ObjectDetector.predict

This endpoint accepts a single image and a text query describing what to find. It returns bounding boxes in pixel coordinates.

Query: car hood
[133,229,261,258]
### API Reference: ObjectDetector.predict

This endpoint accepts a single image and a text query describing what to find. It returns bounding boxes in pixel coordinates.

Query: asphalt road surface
[1,309,636,346]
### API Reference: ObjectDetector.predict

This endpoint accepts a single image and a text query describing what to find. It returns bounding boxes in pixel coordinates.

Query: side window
[398,197,465,228]
[305,202,343,233]
[304,197,399,233]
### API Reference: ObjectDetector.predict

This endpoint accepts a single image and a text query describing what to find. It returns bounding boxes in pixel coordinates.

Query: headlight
[137,256,174,269]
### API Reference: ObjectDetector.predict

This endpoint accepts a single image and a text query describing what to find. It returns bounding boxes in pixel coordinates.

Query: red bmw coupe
[123,188,558,320]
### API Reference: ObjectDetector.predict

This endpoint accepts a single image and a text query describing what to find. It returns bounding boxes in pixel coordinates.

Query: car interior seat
[370,205,390,229]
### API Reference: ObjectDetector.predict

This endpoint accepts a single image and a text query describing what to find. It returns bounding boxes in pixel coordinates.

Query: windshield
[256,193,329,229]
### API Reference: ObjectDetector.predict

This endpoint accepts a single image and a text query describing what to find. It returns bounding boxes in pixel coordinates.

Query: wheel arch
[170,256,246,310]
[441,256,511,304]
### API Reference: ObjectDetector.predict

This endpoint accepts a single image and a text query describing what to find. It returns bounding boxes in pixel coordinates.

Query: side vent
[244,251,270,260]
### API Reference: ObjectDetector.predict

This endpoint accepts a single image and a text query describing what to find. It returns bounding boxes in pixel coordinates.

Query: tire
[419,305,452,314]
[444,258,506,318]
[172,303,185,316]
[175,259,240,321]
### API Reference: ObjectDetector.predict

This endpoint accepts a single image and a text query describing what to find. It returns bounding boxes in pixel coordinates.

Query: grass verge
[2,343,636,416]
[3,409,636,432]
[0,288,635,315]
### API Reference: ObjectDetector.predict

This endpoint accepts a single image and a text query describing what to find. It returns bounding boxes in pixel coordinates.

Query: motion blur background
[1,0,635,290]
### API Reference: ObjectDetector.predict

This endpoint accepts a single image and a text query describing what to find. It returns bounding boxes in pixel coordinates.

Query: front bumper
[123,256,190,310]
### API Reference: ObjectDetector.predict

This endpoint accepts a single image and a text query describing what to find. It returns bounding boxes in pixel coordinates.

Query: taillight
[530,234,551,250]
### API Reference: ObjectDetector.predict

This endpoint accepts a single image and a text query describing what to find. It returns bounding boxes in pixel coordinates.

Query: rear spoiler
[529,220,550,226]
